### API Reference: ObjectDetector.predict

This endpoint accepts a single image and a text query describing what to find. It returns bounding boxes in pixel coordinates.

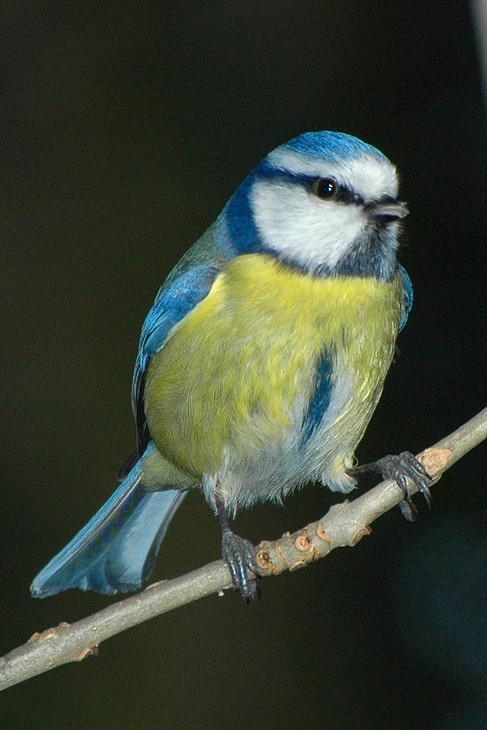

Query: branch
[1,407,486,691]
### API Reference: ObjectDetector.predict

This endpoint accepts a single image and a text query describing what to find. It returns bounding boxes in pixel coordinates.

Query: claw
[348,451,433,521]
[399,499,418,521]
[221,531,260,601]
[378,451,433,508]
[215,494,260,601]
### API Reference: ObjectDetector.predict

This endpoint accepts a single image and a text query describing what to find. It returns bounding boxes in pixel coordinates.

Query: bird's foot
[221,530,260,602]
[348,451,432,521]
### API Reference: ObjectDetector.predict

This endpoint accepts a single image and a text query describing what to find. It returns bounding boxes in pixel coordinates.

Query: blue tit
[31,131,431,601]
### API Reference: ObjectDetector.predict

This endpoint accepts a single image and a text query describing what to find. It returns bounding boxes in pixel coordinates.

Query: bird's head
[223,131,407,280]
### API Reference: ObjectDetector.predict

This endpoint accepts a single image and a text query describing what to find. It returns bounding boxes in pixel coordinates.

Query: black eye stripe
[256,164,367,207]
[257,165,367,207]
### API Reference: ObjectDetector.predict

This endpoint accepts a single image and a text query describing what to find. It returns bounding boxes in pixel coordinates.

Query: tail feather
[31,451,188,597]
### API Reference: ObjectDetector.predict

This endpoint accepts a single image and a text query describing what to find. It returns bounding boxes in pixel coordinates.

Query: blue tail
[31,451,188,597]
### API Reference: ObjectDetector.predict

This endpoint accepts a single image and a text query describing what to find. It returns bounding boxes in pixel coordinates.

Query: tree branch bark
[1,406,486,691]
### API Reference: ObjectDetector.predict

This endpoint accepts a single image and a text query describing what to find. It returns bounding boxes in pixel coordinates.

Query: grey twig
[1,406,486,691]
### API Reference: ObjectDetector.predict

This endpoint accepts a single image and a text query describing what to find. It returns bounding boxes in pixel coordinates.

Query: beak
[368,197,409,222]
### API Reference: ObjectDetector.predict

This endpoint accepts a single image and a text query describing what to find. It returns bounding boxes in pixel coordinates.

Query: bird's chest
[144,255,402,477]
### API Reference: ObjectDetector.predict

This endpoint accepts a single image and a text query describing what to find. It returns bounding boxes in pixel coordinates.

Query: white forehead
[267,146,399,201]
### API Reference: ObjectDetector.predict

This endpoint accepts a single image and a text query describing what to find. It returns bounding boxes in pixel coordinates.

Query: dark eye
[313,177,338,200]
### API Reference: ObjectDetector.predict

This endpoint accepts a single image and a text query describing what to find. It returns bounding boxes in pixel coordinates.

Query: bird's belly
[144,254,402,507]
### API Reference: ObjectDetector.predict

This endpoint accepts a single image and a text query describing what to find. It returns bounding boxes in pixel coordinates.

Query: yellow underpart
[144,254,402,479]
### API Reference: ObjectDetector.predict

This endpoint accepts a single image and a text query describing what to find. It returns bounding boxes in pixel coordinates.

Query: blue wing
[120,224,237,476]
[398,265,413,332]
[136,264,220,377]
[123,264,221,472]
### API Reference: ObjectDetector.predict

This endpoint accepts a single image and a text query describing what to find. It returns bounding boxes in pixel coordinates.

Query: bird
[31,130,431,602]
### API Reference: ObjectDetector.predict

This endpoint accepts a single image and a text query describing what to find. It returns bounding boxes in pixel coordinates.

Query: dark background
[2,2,487,728]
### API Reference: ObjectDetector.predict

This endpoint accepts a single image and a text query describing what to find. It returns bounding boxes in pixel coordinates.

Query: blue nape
[31,446,187,597]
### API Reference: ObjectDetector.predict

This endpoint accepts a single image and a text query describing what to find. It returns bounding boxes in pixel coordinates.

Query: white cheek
[251,180,366,270]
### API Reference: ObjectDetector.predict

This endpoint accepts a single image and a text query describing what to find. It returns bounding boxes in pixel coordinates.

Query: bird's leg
[347,451,433,521]
[215,495,260,601]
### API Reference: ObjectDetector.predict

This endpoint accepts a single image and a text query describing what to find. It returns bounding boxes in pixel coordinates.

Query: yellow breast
[144,254,402,479]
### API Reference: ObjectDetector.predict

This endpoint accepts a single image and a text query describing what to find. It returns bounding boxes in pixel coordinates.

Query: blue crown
[284,131,388,164]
